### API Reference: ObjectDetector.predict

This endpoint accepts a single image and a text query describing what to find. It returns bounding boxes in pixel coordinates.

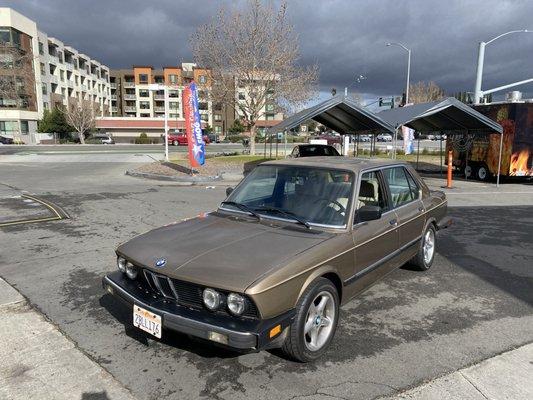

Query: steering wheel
[312,197,346,214]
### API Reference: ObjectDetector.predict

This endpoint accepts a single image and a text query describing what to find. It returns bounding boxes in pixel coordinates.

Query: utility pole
[474,30,532,104]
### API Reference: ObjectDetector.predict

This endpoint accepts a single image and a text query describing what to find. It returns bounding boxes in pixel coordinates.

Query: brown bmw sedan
[103,157,450,362]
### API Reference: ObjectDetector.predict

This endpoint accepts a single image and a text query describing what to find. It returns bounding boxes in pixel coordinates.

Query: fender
[296,264,342,305]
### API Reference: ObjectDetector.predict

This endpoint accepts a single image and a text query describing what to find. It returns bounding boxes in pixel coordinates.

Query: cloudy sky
[7,0,533,103]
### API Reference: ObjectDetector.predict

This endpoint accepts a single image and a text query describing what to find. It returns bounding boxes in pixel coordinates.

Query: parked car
[208,133,221,143]
[289,144,341,158]
[376,133,393,142]
[103,157,450,361]
[90,133,115,144]
[167,133,210,146]
[0,135,14,144]
[359,135,371,142]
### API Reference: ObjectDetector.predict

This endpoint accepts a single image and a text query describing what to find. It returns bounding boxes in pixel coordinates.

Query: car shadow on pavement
[99,293,247,359]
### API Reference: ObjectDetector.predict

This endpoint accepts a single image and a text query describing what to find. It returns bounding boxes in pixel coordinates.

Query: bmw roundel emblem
[155,258,167,268]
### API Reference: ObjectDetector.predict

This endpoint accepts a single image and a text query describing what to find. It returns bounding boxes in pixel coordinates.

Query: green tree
[37,108,72,139]
[202,123,213,134]
[229,119,245,134]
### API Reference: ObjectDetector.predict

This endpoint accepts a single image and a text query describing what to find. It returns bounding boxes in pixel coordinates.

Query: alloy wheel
[303,291,336,351]
[423,229,435,265]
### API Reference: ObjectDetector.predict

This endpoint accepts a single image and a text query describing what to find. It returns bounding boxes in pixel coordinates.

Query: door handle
[389,219,398,226]
[418,206,424,212]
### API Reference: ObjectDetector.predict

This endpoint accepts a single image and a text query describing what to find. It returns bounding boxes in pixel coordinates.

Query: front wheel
[477,164,490,181]
[281,278,339,362]
[410,225,436,271]
[172,140,178,146]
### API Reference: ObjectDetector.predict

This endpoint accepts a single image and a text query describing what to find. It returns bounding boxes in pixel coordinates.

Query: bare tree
[63,100,96,144]
[191,0,319,155]
[0,40,36,139]
[408,81,445,104]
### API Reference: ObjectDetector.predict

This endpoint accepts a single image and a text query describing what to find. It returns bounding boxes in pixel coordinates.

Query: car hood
[117,212,333,293]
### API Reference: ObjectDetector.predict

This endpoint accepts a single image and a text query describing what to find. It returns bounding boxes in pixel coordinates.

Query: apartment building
[0,8,111,141]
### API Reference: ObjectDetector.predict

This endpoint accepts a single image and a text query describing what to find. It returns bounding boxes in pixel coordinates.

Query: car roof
[262,157,409,172]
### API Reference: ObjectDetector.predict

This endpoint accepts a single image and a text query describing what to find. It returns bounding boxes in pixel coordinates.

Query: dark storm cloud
[7,0,533,99]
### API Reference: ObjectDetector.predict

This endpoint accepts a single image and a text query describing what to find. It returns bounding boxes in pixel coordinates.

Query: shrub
[135,132,151,144]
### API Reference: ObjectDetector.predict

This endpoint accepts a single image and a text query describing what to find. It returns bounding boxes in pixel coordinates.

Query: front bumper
[102,271,295,350]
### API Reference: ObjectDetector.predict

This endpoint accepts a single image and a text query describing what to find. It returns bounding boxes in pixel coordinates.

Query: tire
[281,277,339,362]
[477,164,489,181]
[464,165,473,179]
[410,225,437,271]
[172,140,178,146]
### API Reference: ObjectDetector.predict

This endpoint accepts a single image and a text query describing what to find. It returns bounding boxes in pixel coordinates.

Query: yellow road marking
[0,194,68,227]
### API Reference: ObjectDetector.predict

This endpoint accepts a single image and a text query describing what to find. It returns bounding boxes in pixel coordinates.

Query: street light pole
[386,42,411,104]
[473,29,531,104]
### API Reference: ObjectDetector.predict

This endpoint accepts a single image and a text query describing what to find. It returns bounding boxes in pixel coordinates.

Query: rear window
[383,167,417,207]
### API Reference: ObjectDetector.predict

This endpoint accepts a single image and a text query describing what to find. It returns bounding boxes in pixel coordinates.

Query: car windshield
[221,165,354,227]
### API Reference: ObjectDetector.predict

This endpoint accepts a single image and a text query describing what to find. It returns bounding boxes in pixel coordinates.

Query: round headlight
[117,256,128,272]
[227,293,246,316]
[203,288,222,311]
[125,264,138,280]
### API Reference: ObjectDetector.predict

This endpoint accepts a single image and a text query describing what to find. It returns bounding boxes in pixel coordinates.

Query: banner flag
[402,125,415,155]
[183,82,206,167]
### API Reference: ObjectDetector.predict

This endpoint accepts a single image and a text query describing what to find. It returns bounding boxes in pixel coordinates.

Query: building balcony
[124,94,136,100]
[124,82,135,88]
[124,106,137,112]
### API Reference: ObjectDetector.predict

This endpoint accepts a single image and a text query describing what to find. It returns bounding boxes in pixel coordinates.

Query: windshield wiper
[220,201,261,221]
[253,206,311,229]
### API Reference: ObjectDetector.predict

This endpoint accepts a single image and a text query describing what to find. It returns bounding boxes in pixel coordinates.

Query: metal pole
[263,131,267,158]
[164,86,169,161]
[416,136,420,170]
[439,136,443,176]
[496,131,504,187]
[474,42,486,105]
[406,49,411,104]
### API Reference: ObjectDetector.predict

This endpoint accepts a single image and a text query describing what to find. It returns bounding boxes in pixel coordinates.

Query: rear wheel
[281,278,339,362]
[410,225,436,271]
[477,164,490,181]
[172,140,178,146]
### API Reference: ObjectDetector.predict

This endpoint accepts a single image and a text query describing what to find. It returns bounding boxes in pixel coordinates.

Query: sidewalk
[384,343,533,400]
[0,278,135,400]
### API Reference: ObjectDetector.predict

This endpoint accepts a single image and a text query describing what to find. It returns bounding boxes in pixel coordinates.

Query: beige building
[0,8,111,141]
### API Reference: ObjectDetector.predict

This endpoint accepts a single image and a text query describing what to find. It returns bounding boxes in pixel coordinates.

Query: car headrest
[359,181,375,198]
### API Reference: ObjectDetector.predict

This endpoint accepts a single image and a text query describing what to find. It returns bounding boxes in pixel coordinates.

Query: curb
[126,169,223,184]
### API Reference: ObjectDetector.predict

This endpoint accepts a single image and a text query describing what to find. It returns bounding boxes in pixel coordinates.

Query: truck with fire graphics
[447,102,533,181]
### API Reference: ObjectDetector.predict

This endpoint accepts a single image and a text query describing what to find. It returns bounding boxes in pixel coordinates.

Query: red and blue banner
[183,82,205,168]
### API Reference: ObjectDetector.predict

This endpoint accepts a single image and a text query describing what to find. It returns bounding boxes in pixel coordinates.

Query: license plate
[133,305,162,338]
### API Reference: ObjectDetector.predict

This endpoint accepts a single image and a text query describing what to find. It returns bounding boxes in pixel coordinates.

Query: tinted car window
[383,167,415,207]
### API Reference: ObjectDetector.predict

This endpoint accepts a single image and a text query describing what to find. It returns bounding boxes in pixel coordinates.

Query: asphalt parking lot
[0,155,532,400]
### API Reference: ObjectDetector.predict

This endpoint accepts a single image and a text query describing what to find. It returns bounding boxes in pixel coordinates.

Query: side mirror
[225,187,234,197]
[356,205,382,223]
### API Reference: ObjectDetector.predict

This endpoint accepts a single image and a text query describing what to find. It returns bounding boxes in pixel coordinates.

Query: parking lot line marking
[0,194,69,227]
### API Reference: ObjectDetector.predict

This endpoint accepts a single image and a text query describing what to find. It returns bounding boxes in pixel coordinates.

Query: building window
[266,104,274,111]
[38,42,44,55]
[168,74,178,84]
[169,113,180,119]
[139,74,148,84]
[43,102,49,110]
[60,70,65,82]
[215,126,222,133]
[20,120,28,134]
[140,113,151,118]
[238,92,245,100]
[42,83,47,95]
[200,114,208,121]
[168,90,179,98]
[214,114,222,121]
[198,102,208,111]
[169,101,179,110]
[198,75,207,84]
[139,101,150,109]
[266,113,276,120]
[139,89,149,97]
[0,28,21,47]
[40,62,46,75]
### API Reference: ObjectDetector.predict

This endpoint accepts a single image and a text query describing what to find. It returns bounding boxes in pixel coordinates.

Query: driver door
[345,169,399,297]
